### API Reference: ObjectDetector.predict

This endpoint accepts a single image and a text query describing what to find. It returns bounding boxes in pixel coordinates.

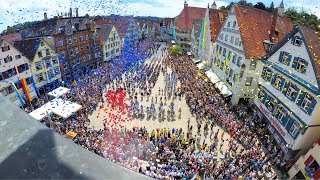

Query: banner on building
[21,78,32,102]
[11,82,25,107]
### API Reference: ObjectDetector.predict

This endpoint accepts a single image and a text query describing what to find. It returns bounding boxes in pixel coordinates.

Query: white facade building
[211,4,292,105]
[254,26,320,160]
[0,40,37,106]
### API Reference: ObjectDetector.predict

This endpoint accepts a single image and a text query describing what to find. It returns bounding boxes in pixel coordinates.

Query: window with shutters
[15,54,22,60]
[222,48,226,57]
[236,56,242,67]
[36,73,44,82]
[232,54,237,63]
[35,61,43,71]
[17,63,29,73]
[1,45,10,52]
[281,52,291,65]
[292,36,302,46]
[225,35,228,42]
[289,121,300,137]
[273,105,287,122]
[286,83,297,100]
[233,73,238,82]
[45,59,51,68]
[220,62,224,70]
[274,75,283,89]
[230,36,234,44]
[295,58,308,73]
[38,51,43,58]
[258,89,265,101]
[301,93,312,111]
[266,97,275,111]
[4,56,13,63]
[219,46,222,54]
[229,69,233,78]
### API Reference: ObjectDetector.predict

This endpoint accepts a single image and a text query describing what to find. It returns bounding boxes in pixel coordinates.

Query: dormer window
[263,40,274,52]
[292,36,302,46]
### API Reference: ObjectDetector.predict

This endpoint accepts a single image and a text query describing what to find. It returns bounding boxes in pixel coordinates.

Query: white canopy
[193,59,201,64]
[205,69,220,84]
[47,87,70,98]
[29,98,82,120]
[196,62,206,70]
[29,103,53,121]
[215,82,233,97]
[49,98,82,119]
[187,52,192,56]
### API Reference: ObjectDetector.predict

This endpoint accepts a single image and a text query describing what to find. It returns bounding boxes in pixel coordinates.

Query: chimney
[69,7,72,17]
[76,8,79,17]
[44,12,48,20]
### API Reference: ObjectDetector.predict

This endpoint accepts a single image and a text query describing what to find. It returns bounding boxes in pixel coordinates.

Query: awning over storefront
[215,82,233,97]
[197,62,206,70]
[205,69,220,84]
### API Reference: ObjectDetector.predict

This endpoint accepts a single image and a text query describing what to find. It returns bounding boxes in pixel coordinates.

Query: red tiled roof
[0,33,22,43]
[175,6,206,30]
[235,4,293,59]
[95,16,132,37]
[210,9,228,43]
[300,26,320,78]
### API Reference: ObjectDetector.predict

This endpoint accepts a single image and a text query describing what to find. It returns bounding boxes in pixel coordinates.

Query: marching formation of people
[21,38,289,179]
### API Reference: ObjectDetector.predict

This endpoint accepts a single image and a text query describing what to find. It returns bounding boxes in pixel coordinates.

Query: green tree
[268,2,275,13]
[254,2,267,11]
[284,8,320,31]
[169,46,181,56]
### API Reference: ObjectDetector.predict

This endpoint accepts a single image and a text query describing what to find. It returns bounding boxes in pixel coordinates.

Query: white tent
[193,59,201,64]
[215,82,233,97]
[205,69,220,84]
[29,103,53,121]
[29,98,82,120]
[187,52,192,56]
[196,62,206,70]
[49,98,82,119]
[47,87,70,98]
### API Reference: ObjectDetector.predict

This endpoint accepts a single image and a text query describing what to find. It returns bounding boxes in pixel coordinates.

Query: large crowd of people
[21,39,290,179]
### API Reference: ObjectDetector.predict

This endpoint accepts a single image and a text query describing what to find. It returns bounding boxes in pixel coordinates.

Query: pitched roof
[13,38,42,61]
[300,26,320,78]
[234,4,293,59]
[98,24,114,41]
[175,6,206,30]
[96,16,133,37]
[0,33,22,43]
[209,9,228,43]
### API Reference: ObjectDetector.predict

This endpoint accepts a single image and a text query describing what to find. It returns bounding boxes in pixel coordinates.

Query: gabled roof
[13,38,42,61]
[96,16,134,37]
[175,6,206,30]
[210,9,228,43]
[234,4,293,59]
[300,26,320,78]
[98,24,115,41]
[0,33,22,43]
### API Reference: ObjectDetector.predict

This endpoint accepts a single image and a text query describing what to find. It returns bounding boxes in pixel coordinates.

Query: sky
[0,0,319,32]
